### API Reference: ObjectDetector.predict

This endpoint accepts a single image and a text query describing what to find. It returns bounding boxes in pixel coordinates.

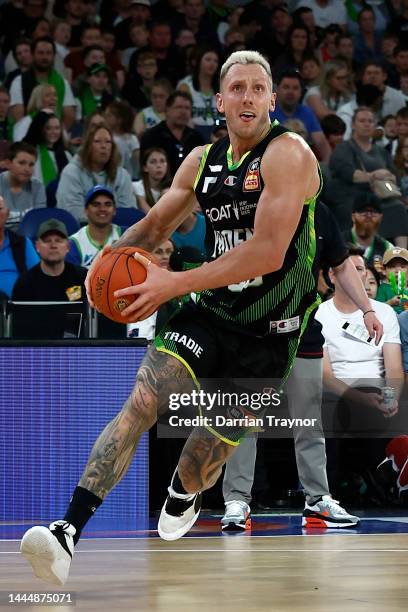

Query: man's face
[396,51,408,74]
[362,65,386,89]
[217,63,275,141]
[271,9,292,33]
[359,10,375,32]
[9,152,36,184]
[337,37,353,59]
[15,43,32,68]
[89,71,109,93]
[166,96,192,128]
[350,254,367,283]
[33,42,54,72]
[0,197,9,230]
[396,116,408,138]
[130,3,151,24]
[85,49,105,67]
[277,77,301,109]
[385,257,408,276]
[85,195,115,227]
[81,27,102,47]
[137,57,158,80]
[175,29,196,47]
[149,25,172,50]
[65,0,87,19]
[36,232,69,265]
[151,86,168,112]
[352,207,382,236]
[184,0,204,20]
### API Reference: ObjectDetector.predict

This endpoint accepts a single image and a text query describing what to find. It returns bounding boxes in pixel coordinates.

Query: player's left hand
[113,252,180,321]
[363,311,383,345]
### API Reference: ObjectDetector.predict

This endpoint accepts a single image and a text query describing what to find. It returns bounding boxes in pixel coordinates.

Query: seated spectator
[0,142,46,229]
[133,78,173,139]
[342,193,393,268]
[377,114,397,153]
[11,218,87,338]
[270,70,331,163]
[316,247,403,488]
[121,23,149,70]
[104,101,140,179]
[13,83,59,142]
[352,6,383,66]
[67,185,122,268]
[298,0,347,31]
[0,196,39,299]
[171,211,206,254]
[336,82,383,141]
[177,46,220,140]
[51,18,72,61]
[140,91,204,176]
[317,23,343,63]
[273,24,314,80]
[71,45,107,92]
[128,21,179,84]
[0,87,12,154]
[376,247,408,313]
[133,147,171,214]
[391,107,408,159]
[78,63,115,119]
[122,50,159,111]
[334,33,356,73]
[360,61,406,119]
[365,264,381,299]
[299,55,322,90]
[114,0,152,51]
[304,59,353,121]
[64,25,104,80]
[329,107,408,244]
[9,37,76,130]
[56,124,135,222]
[24,111,72,186]
[3,38,33,91]
[320,114,346,151]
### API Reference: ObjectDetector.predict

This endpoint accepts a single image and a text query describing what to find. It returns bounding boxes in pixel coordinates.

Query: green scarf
[80,86,98,117]
[38,69,65,118]
[39,144,57,186]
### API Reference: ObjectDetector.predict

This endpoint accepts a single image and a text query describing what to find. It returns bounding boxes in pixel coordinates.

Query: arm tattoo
[79,347,195,498]
[113,222,159,251]
[178,427,237,493]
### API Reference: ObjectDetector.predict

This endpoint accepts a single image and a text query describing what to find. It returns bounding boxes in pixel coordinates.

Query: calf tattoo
[178,427,237,493]
[79,348,194,499]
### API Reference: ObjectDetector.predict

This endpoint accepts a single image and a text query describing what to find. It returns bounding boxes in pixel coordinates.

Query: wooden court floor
[1,534,408,611]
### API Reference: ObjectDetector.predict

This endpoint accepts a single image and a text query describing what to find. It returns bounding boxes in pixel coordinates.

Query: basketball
[89,247,157,323]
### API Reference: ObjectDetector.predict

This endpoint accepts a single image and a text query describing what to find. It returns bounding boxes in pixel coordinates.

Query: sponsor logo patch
[224,175,237,186]
[243,157,261,192]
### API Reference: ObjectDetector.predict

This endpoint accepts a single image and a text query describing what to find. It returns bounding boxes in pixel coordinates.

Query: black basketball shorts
[154,302,301,445]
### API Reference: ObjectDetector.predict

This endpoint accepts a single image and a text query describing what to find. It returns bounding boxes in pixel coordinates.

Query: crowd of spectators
[3,0,408,506]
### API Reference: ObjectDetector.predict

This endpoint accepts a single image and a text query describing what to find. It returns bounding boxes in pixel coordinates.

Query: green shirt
[376,282,408,313]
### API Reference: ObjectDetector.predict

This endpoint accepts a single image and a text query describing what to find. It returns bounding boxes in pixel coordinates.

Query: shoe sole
[302,516,359,528]
[221,517,252,531]
[20,527,70,585]
[158,505,201,541]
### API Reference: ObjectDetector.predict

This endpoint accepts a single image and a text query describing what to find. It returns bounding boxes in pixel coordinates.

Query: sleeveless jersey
[193,121,321,338]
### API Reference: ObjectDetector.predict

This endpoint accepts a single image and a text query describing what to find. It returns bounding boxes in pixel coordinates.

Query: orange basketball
[89,247,157,323]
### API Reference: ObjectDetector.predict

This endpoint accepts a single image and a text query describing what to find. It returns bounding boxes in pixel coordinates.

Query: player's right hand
[85,245,112,308]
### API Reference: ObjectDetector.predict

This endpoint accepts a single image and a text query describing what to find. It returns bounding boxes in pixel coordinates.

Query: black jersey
[193,120,321,339]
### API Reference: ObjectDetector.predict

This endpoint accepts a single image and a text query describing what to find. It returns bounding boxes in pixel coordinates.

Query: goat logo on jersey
[243,157,261,192]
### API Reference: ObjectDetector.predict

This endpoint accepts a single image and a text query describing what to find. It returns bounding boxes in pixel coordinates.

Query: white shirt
[296,0,347,28]
[9,74,75,108]
[132,180,161,204]
[315,298,400,384]
[113,133,140,179]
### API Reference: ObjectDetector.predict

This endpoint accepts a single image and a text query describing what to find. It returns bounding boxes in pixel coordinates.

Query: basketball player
[20,51,383,584]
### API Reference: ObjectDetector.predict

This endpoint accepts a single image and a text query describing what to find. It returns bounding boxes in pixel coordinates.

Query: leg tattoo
[79,348,194,499]
[178,427,237,494]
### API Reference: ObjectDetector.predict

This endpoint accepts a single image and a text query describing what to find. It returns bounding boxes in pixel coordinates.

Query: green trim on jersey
[194,144,213,190]
[154,336,200,388]
[226,145,251,170]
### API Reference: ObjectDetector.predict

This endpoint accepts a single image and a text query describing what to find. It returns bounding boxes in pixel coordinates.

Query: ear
[270,92,277,113]
[216,92,224,114]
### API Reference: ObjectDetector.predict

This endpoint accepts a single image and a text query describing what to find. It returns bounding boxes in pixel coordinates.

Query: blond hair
[27,84,56,115]
[220,50,272,88]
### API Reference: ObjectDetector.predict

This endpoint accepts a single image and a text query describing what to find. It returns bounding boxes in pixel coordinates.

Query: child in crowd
[104,100,139,179]
[376,247,408,312]
[132,147,171,214]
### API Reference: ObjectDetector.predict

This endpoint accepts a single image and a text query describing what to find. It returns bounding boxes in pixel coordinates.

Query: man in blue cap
[67,185,122,269]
